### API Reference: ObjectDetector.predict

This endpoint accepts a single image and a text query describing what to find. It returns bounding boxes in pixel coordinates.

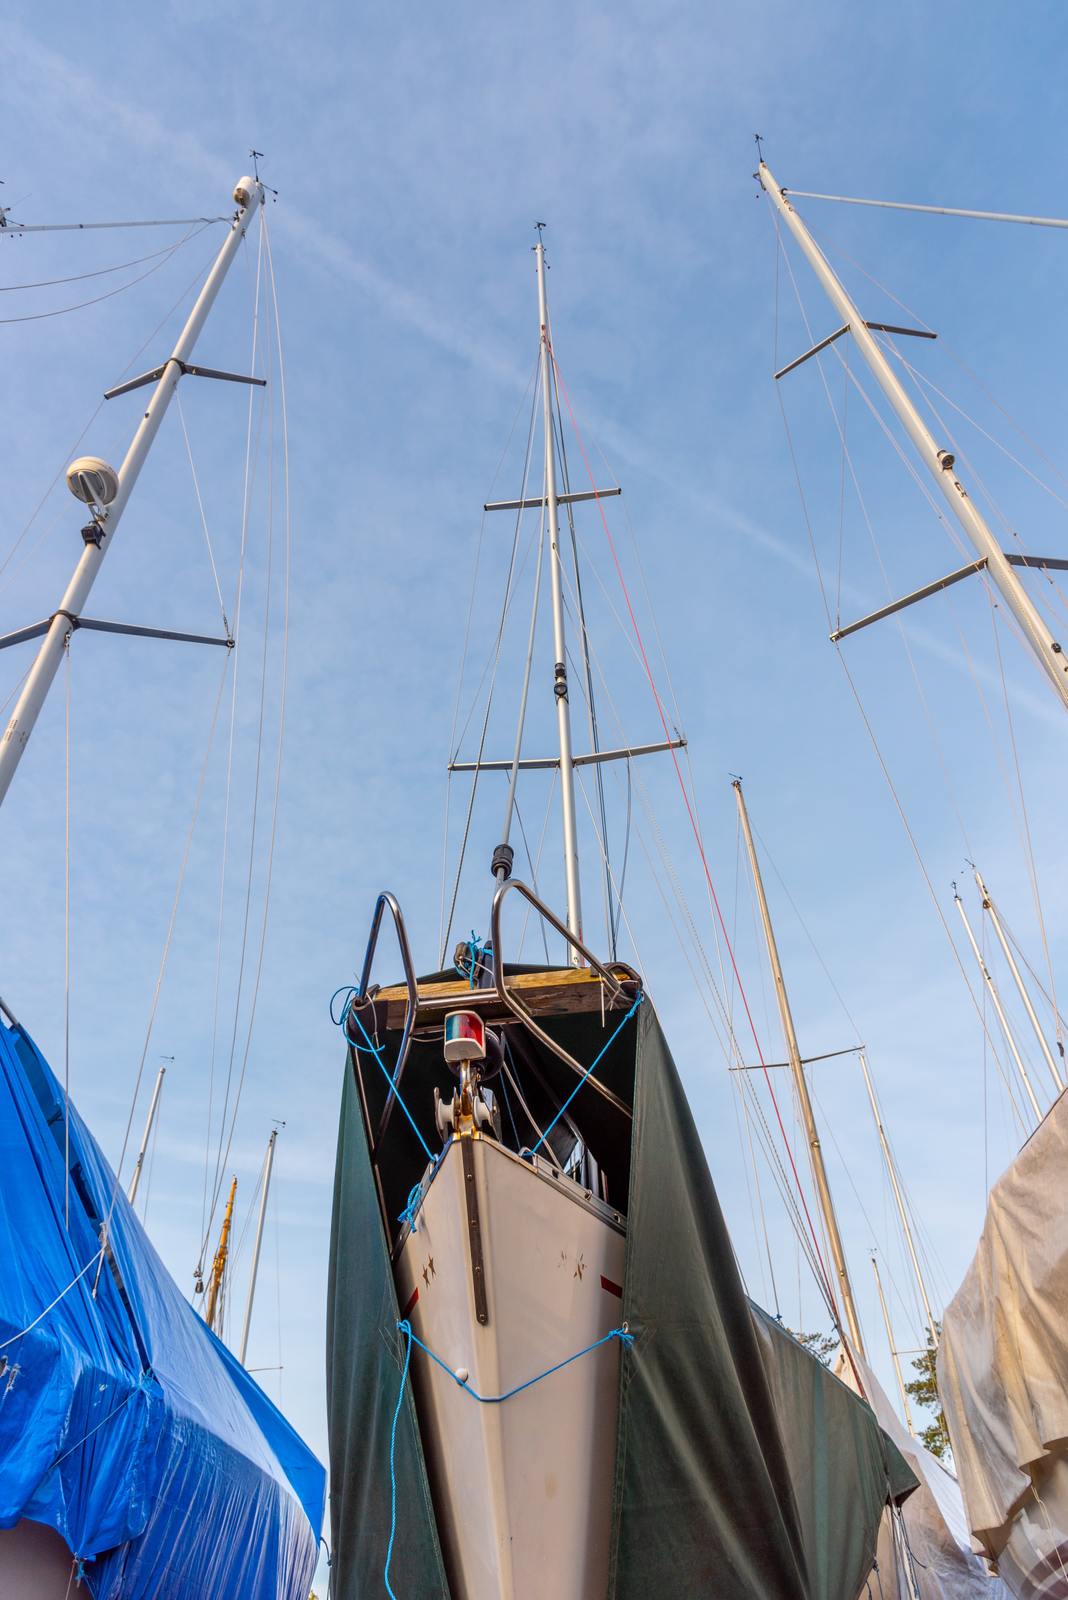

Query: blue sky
[4,0,1068,1578]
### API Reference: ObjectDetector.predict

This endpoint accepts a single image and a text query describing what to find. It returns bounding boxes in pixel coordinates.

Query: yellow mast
[204,1175,237,1333]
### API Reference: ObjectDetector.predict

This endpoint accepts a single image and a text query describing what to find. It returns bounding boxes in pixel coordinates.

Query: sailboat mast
[733,780,865,1354]
[204,1174,238,1334]
[759,161,1068,713]
[127,1062,167,1207]
[535,237,584,959]
[239,1127,279,1365]
[859,1053,938,1346]
[0,175,265,809]
[975,867,1065,1094]
[871,1256,914,1434]
[953,885,1043,1121]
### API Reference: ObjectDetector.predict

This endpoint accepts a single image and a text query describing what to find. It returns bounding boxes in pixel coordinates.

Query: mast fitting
[554,661,568,701]
[491,842,514,880]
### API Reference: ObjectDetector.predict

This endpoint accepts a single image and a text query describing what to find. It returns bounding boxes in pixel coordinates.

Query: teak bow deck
[372,965,640,1034]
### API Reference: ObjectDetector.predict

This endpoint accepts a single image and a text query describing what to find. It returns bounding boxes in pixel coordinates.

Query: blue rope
[397,1317,633,1404]
[454,930,492,987]
[335,994,437,1164]
[528,992,644,1158]
[329,984,357,1025]
[384,1321,414,1600]
[396,1177,428,1235]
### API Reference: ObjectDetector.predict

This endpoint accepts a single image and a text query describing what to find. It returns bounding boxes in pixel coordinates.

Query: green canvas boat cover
[327,971,914,1598]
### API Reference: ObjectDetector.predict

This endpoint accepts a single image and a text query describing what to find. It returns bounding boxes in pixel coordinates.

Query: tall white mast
[733,780,865,1354]
[859,1053,938,1345]
[127,1062,167,1207]
[535,237,583,957]
[239,1125,279,1366]
[0,175,264,807]
[975,867,1065,1095]
[759,160,1068,714]
[871,1256,915,1434]
[953,885,1043,1122]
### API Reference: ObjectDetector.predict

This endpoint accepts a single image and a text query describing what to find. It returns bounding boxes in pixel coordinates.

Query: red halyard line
[401,1285,419,1320]
[549,346,844,1336]
[600,1275,623,1298]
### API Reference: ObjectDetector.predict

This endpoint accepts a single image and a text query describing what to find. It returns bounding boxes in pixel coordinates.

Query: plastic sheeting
[938,1090,1068,1588]
[327,971,914,1598]
[837,1351,1008,1598]
[0,1013,325,1599]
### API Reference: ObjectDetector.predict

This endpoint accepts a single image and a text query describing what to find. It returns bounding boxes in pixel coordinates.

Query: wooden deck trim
[372,966,638,1032]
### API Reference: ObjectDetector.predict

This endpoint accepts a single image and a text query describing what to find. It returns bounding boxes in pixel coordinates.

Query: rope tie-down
[385,1319,634,1597]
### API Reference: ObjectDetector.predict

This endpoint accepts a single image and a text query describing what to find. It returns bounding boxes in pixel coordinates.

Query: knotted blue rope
[331,989,436,1163]
[528,991,644,1158]
[454,930,492,988]
[398,1177,431,1235]
[384,1321,414,1600]
[397,1317,633,1404]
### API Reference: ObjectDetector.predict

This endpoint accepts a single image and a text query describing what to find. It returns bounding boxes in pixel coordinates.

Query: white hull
[395,1134,626,1600]
[0,1519,76,1598]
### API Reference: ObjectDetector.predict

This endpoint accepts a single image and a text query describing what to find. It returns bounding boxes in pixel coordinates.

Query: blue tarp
[0,1013,325,1598]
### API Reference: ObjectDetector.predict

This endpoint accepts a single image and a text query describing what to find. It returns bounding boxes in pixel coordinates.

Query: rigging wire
[141,1068,163,1224]
[0,220,214,324]
[768,214,1041,1121]
[201,220,268,1256]
[886,344,1068,515]
[175,390,231,634]
[440,381,540,965]
[0,236,211,294]
[510,794,552,964]
[993,901,1068,1044]
[1,215,227,237]
[776,225,981,857]
[826,236,1068,500]
[988,593,1061,1038]
[439,358,540,956]
[549,346,847,1335]
[212,207,293,1210]
[514,771,558,964]
[551,488,850,1338]
[0,233,225,594]
[550,373,616,957]
[0,663,31,716]
[96,648,233,1288]
[202,207,292,1251]
[874,327,1068,652]
[736,1075,780,1314]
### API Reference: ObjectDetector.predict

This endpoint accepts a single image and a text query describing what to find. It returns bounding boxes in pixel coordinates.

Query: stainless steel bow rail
[490,878,639,1119]
[347,891,419,1157]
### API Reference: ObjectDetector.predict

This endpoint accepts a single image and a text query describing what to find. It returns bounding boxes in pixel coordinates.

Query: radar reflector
[66,456,119,507]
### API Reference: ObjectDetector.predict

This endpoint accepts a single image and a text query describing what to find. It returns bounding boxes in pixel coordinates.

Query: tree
[904,1324,950,1459]
[787,1328,837,1367]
